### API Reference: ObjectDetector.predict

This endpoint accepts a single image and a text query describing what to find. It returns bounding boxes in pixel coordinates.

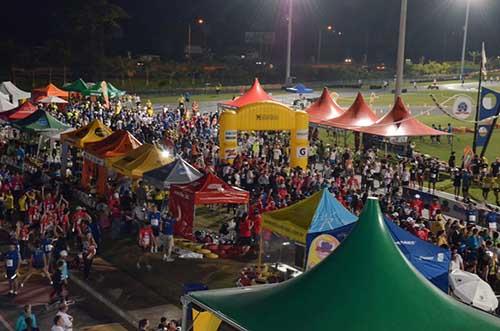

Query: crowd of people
[1,93,500,329]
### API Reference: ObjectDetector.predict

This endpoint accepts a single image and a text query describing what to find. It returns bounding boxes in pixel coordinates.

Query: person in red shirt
[416,224,430,241]
[238,213,252,249]
[251,209,263,244]
[137,222,154,270]
[410,194,424,217]
[428,198,441,221]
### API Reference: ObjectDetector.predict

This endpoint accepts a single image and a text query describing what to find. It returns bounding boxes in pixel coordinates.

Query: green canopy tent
[13,109,71,133]
[83,81,125,98]
[63,78,89,93]
[184,198,500,331]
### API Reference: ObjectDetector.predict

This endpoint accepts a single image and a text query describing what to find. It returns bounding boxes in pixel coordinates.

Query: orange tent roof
[322,93,378,130]
[359,97,450,137]
[61,119,112,148]
[32,83,69,100]
[84,130,142,159]
[306,87,344,124]
[220,78,273,109]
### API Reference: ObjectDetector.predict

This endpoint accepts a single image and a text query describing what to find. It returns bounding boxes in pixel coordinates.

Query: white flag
[481,42,487,78]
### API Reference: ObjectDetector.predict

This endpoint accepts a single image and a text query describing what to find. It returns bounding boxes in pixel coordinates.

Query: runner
[137,222,154,270]
[4,242,20,296]
[20,240,53,287]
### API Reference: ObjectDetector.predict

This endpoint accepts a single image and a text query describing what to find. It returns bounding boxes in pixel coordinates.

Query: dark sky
[2,0,500,64]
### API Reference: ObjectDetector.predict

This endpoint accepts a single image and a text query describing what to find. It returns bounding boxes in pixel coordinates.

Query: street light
[187,18,205,61]
[460,0,471,84]
[285,0,293,85]
[394,0,408,101]
[317,25,334,64]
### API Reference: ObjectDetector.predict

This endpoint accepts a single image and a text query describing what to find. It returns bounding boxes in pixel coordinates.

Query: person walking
[56,303,73,331]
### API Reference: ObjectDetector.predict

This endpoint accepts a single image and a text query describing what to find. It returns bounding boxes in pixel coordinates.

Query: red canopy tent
[219,78,273,109]
[306,87,344,124]
[83,130,142,194]
[359,97,450,137]
[322,92,378,130]
[0,101,37,121]
[32,83,69,101]
[169,173,249,238]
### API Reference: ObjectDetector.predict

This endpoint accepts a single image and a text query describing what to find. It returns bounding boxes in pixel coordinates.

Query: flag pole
[472,42,484,154]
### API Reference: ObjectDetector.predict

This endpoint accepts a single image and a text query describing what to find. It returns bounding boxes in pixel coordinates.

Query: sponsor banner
[82,152,105,166]
[255,114,279,121]
[224,130,237,142]
[297,146,308,158]
[306,234,341,270]
[452,96,473,120]
[479,87,500,121]
[295,129,308,140]
[476,124,491,147]
[389,136,408,144]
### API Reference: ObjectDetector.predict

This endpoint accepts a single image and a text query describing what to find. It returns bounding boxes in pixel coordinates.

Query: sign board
[452,96,473,120]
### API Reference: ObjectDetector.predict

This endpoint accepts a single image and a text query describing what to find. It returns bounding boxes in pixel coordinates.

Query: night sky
[1,0,500,64]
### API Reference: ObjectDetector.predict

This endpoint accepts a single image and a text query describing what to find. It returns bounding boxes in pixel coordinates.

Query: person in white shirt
[51,315,65,331]
[56,303,73,331]
[449,249,464,271]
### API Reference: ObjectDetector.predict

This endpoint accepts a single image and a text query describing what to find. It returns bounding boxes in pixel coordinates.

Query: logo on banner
[307,234,340,270]
[256,114,279,121]
[452,96,473,120]
[224,130,237,141]
[38,118,48,126]
[479,126,489,137]
[95,128,107,137]
[225,148,238,160]
[296,129,308,140]
[297,147,308,158]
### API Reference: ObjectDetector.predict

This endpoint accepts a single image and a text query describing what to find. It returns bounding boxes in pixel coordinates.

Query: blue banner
[479,87,500,121]
[476,124,492,147]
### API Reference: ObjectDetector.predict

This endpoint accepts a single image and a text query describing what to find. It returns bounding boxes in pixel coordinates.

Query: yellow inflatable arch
[219,101,309,169]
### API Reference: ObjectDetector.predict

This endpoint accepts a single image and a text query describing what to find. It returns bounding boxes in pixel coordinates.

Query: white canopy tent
[449,269,499,313]
[0,97,16,112]
[39,95,68,104]
[0,81,31,106]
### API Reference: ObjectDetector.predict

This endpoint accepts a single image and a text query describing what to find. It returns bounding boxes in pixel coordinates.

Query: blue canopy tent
[285,83,314,94]
[307,219,451,292]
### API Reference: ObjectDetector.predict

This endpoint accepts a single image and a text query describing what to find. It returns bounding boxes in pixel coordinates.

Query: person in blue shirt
[15,304,38,331]
[148,205,162,253]
[465,203,478,224]
[159,208,181,262]
[4,243,20,295]
[20,241,52,288]
[486,209,498,228]
[466,228,481,250]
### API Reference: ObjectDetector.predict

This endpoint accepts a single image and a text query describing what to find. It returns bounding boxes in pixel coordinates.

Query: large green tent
[13,109,71,132]
[186,198,500,331]
[83,81,125,98]
[63,78,88,93]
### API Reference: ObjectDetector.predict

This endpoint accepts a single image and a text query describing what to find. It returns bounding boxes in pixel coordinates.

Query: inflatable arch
[219,101,309,169]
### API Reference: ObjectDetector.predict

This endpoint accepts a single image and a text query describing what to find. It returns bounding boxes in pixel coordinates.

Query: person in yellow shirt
[436,230,448,248]
[5,191,14,222]
[18,192,28,222]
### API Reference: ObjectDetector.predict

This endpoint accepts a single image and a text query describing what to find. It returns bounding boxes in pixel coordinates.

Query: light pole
[285,0,293,85]
[187,18,204,61]
[460,0,471,84]
[394,0,408,101]
[317,25,333,64]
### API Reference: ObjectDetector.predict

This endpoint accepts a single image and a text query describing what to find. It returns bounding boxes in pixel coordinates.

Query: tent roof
[84,130,142,159]
[61,119,112,148]
[1,101,37,121]
[13,109,70,132]
[220,78,273,109]
[0,81,31,100]
[0,97,16,112]
[83,81,125,98]
[286,83,314,94]
[39,96,68,104]
[143,157,203,188]
[110,144,173,178]
[63,78,89,93]
[359,97,450,137]
[263,189,357,243]
[32,83,68,99]
[171,173,249,205]
[322,92,378,129]
[106,82,126,97]
[188,198,500,331]
[305,87,344,124]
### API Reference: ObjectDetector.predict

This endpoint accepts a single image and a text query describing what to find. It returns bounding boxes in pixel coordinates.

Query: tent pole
[258,228,264,271]
[181,296,190,331]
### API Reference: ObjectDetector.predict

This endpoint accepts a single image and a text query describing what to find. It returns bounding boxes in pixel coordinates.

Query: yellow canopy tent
[192,309,222,331]
[110,144,173,178]
[60,119,112,148]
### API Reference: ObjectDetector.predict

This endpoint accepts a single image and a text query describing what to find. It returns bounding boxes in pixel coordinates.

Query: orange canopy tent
[32,83,69,101]
[83,130,142,194]
[0,101,37,121]
[359,97,450,137]
[321,92,378,130]
[219,78,273,109]
[305,87,344,125]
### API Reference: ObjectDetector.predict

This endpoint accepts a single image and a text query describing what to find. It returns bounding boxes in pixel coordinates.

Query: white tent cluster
[0,81,31,107]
